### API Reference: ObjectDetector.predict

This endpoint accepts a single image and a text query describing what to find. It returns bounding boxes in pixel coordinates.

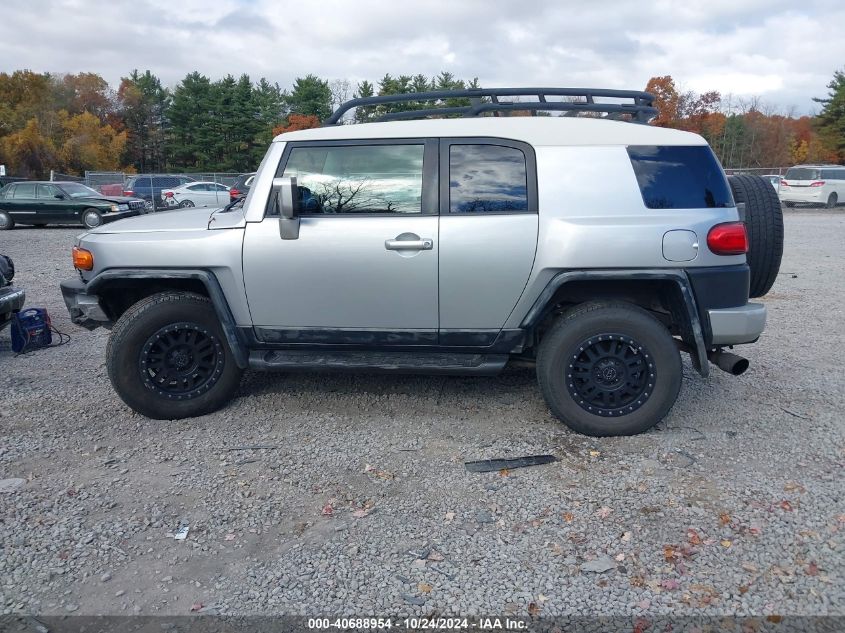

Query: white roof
[274,116,706,147]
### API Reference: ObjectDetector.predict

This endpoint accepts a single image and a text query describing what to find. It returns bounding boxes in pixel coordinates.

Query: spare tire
[728,174,784,298]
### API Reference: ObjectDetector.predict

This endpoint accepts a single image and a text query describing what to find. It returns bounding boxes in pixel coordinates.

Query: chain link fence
[724,167,788,176]
[84,171,242,189]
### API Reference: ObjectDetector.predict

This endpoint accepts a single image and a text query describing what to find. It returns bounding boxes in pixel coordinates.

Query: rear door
[242,139,440,343]
[5,182,39,223]
[437,139,539,343]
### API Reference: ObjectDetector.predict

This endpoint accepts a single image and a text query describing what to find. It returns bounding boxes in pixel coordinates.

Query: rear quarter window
[627,145,733,209]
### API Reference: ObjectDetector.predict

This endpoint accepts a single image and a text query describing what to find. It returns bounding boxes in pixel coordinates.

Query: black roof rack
[324,87,657,125]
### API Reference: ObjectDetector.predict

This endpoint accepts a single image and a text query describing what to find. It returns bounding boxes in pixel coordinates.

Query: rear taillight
[707,222,748,255]
[809,181,825,187]
[780,180,788,187]
[230,188,241,199]
[164,191,174,198]
[123,190,134,196]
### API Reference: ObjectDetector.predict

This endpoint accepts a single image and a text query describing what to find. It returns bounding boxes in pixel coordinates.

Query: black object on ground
[464,454,557,473]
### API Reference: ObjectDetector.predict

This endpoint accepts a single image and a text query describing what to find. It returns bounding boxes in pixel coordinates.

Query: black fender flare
[87,268,249,369]
[520,269,709,377]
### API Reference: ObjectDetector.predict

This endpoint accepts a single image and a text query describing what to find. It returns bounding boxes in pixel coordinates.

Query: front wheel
[106,292,243,419]
[82,209,103,228]
[536,302,682,436]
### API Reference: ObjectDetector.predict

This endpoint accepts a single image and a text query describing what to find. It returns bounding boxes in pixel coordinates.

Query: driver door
[242,140,439,345]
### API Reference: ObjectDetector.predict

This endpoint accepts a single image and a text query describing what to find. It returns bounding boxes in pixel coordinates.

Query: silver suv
[60,88,783,436]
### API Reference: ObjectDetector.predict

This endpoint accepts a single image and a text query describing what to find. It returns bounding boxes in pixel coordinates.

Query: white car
[161,182,231,209]
[779,164,845,208]
[760,174,781,191]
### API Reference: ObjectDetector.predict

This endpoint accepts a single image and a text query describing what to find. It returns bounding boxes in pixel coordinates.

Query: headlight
[110,204,120,213]
[118,204,129,211]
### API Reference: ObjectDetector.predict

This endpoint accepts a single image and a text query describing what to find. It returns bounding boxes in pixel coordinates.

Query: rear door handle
[385,238,433,251]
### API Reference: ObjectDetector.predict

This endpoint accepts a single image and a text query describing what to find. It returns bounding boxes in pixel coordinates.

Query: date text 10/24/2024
[307,617,528,630]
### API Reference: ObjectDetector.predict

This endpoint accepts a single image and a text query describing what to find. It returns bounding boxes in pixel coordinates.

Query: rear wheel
[536,302,682,437]
[827,193,838,209]
[82,209,103,229]
[106,292,243,419]
[0,211,14,230]
[179,199,195,208]
[728,174,784,298]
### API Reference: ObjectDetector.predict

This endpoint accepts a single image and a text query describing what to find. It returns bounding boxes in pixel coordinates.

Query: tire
[826,193,838,209]
[728,174,784,298]
[82,209,103,229]
[536,302,682,437]
[0,211,14,230]
[179,200,195,208]
[106,292,243,419]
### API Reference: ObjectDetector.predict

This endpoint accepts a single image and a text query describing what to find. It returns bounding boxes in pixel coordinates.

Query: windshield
[61,183,103,198]
[785,168,821,180]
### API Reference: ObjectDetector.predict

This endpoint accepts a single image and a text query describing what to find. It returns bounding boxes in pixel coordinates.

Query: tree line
[1,69,843,179]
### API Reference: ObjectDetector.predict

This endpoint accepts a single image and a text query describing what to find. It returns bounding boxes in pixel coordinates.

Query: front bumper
[102,209,141,223]
[0,285,26,328]
[708,302,766,345]
[60,278,110,330]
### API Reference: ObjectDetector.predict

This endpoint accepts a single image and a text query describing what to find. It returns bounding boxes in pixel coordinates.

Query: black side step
[248,350,508,375]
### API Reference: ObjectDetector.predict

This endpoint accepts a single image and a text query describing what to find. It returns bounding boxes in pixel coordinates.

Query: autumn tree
[272,114,321,137]
[118,70,170,172]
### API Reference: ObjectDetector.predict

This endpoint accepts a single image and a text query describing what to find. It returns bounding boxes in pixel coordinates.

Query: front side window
[282,144,425,214]
[627,145,733,209]
[36,184,62,199]
[449,144,528,213]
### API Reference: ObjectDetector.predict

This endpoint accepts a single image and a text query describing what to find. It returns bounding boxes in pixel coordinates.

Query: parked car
[162,182,231,208]
[229,172,256,201]
[760,174,781,191]
[779,164,845,208]
[0,253,25,332]
[123,175,196,210]
[60,87,783,436]
[0,181,144,229]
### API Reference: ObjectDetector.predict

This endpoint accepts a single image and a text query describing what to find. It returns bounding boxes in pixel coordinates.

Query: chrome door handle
[385,238,433,251]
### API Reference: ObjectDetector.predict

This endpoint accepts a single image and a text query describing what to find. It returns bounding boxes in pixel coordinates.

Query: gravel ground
[0,212,843,619]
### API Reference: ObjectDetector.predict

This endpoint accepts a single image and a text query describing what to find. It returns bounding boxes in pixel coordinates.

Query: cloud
[0,0,841,114]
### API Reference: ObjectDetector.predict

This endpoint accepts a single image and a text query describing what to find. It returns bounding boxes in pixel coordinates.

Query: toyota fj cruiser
[60,88,783,436]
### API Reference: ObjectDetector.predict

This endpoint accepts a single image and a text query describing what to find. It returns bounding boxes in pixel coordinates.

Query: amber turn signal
[72,246,94,271]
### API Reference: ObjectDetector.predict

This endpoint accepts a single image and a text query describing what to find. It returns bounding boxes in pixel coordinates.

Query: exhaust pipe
[708,350,749,376]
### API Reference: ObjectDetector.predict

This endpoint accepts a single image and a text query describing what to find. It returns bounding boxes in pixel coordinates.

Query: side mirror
[272,176,300,240]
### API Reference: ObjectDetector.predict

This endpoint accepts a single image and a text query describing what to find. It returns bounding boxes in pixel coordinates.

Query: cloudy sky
[1,0,842,114]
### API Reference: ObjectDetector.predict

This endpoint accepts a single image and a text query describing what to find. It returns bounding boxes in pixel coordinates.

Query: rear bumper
[0,285,26,328]
[779,190,825,204]
[708,303,766,345]
[60,278,110,330]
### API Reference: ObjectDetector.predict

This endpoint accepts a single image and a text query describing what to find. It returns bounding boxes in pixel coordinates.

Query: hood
[86,207,218,234]
[78,195,143,205]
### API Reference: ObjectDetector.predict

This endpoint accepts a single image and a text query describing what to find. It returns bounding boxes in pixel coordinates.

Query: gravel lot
[0,212,843,619]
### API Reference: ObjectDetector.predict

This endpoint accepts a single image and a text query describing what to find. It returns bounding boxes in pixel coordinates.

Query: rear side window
[627,146,733,209]
[449,144,528,213]
[13,183,36,198]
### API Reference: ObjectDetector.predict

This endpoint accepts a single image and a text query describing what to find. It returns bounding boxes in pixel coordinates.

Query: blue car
[123,174,196,210]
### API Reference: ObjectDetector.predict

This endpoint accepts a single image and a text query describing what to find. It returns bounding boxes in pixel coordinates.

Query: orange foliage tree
[272,114,321,137]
